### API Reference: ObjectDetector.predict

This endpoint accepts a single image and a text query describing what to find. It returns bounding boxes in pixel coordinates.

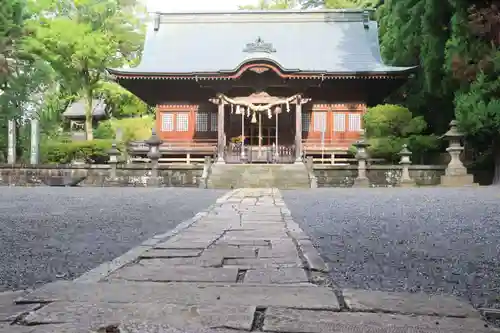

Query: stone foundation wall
[313,165,447,187]
[0,164,203,187]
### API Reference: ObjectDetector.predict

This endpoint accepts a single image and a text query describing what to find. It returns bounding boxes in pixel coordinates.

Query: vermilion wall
[155,101,366,147]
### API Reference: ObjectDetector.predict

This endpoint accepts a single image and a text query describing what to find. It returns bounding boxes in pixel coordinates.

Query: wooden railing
[302,138,355,152]
[225,144,295,164]
[128,139,217,164]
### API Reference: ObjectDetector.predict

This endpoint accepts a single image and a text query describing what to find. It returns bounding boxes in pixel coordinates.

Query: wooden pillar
[258,113,262,158]
[295,101,302,163]
[216,101,225,163]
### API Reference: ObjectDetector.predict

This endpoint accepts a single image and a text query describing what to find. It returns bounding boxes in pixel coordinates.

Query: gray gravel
[282,187,500,309]
[0,187,226,292]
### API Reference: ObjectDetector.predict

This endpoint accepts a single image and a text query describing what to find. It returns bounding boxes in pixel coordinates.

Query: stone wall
[0,164,203,187]
[313,165,447,187]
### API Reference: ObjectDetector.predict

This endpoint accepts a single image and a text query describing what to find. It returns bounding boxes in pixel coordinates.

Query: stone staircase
[206,163,311,189]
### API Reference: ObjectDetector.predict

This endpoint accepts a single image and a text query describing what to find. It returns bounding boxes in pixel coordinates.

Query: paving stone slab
[224,230,286,238]
[154,241,212,250]
[343,289,481,318]
[236,224,287,232]
[18,281,339,309]
[298,240,329,273]
[22,302,255,331]
[202,247,258,259]
[216,239,271,247]
[244,268,309,284]
[224,257,303,269]
[109,263,239,282]
[0,291,40,323]
[258,245,299,259]
[0,324,36,333]
[108,323,243,333]
[262,307,495,333]
[140,249,203,259]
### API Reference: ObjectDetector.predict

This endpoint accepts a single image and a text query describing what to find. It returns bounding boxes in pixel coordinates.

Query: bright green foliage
[97,81,148,118]
[21,0,145,140]
[364,104,439,162]
[40,139,118,164]
[94,116,154,143]
[93,121,115,140]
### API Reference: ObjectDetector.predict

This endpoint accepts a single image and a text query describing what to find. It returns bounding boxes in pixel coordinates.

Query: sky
[147,0,257,12]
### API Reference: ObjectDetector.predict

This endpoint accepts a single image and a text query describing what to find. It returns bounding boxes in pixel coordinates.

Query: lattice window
[301,112,311,132]
[210,112,218,132]
[196,112,209,132]
[176,113,189,132]
[313,112,327,132]
[333,113,346,132]
[161,113,174,132]
[348,113,362,132]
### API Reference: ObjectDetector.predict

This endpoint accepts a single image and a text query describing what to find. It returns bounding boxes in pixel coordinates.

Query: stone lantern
[352,131,370,187]
[145,128,163,185]
[108,143,121,179]
[440,120,476,186]
[398,144,416,187]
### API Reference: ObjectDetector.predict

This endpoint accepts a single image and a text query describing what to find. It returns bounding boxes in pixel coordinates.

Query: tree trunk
[492,139,500,185]
[84,92,93,141]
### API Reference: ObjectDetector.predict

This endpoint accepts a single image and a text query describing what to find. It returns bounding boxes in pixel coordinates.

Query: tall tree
[378,0,500,183]
[448,1,500,183]
[21,0,145,140]
[0,0,56,161]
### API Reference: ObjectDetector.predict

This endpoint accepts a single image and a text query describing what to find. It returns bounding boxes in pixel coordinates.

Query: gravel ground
[282,187,500,309]
[0,187,226,292]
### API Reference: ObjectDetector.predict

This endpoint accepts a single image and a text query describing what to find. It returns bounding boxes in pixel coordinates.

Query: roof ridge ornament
[243,37,276,54]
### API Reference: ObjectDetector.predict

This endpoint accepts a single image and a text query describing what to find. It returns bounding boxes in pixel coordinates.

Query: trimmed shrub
[40,139,119,164]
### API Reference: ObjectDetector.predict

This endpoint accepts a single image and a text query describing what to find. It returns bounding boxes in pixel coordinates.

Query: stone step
[207,164,311,189]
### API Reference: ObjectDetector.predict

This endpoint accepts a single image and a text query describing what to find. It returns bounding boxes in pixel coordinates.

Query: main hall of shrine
[108,9,415,164]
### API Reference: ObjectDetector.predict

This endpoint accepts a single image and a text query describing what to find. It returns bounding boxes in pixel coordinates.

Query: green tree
[363,104,439,163]
[447,1,500,183]
[0,0,59,161]
[21,0,145,140]
[96,81,149,118]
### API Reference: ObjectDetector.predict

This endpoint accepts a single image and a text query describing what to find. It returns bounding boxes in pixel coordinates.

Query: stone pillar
[216,102,225,163]
[398,144,416,187]
[30,118,40,165]
[7,119,16,164]
[198,155,211,189]
[440,120,476,186]
[108,143,120,179]
[146,128,163,186]
[352,132,370,187]
[295,101,302,163]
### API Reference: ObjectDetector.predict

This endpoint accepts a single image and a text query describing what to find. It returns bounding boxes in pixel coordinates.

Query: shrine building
[108,9,415,164]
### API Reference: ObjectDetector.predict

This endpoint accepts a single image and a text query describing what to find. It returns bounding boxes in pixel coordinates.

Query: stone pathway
[0,188,497,332]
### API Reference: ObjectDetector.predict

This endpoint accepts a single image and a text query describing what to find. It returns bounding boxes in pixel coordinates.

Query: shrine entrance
[219,91,299,164]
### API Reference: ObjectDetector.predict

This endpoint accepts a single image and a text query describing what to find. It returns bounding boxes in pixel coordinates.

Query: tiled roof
[62,99,107,118]
[109,10,415,76]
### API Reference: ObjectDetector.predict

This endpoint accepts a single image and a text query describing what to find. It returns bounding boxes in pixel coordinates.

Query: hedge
[40,139,122,164]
